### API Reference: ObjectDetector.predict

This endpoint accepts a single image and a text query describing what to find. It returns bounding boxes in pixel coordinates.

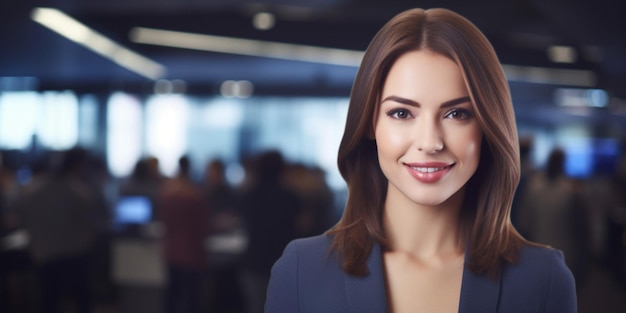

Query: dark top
[266,234,577,313]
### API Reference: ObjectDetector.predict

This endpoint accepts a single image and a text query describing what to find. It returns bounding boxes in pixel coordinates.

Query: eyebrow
[381,95,471,108]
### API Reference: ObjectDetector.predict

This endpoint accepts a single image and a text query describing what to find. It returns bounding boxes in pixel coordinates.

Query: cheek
[375,125,408,158]
[461,129,482,166]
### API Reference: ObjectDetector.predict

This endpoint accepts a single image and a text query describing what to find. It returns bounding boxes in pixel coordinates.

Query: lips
[404,162,454,183]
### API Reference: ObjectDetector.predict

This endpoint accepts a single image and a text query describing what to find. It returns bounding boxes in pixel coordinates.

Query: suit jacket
[266,234,576,313]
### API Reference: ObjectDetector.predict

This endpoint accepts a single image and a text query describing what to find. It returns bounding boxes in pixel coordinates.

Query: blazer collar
[344,243,501,313]
[458,252,501,313]
[344,243,389,313]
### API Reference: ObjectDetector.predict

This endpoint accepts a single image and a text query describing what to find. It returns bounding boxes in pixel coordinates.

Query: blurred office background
[1,0,625,312]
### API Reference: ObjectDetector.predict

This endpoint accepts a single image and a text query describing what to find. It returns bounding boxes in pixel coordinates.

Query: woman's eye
[387,109,411,119]
[445,109,472,120]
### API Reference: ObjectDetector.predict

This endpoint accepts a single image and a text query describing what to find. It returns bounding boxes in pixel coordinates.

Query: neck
[383,186,465,261]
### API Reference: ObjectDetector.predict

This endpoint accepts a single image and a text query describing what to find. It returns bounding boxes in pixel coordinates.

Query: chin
[407,186,464,208]
[409,195,450,207]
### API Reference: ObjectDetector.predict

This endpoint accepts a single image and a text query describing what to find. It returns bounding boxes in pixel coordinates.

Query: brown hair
[327,8,527,279]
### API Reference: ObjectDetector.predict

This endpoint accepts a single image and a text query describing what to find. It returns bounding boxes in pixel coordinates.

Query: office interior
[1,0,625,312]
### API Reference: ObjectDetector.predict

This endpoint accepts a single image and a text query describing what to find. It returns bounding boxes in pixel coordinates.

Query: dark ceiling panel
[1,0,625,97]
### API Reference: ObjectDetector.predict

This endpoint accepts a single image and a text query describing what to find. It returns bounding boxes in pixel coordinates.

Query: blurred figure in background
[11,147,97,313]
[606,153,626,286]
[119,156,164,202]
[0,150,27,313]
[238,150,301,313]
[83,155,116,305]
[202,158,243,313]
[203,159,239,233]
[158,155,210,313]
[518,148,591,291]
[283,163,335,238]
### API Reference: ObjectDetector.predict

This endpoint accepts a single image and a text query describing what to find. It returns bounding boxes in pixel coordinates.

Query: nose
[415,116,444,153]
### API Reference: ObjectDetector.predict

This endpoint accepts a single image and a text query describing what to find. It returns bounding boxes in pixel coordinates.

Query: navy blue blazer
[266,234,577,313]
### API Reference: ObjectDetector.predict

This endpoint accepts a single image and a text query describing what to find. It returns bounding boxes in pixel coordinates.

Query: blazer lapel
[345,243,389,313]
[458,255,501,313]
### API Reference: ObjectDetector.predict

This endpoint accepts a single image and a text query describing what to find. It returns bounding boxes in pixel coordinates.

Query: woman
[266,8,576,313]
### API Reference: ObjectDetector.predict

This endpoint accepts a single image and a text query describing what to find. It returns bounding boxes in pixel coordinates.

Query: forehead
[381,50,469,102]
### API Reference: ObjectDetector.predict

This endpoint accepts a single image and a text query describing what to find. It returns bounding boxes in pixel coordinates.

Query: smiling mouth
[405,163,455,183]
[408,164,454,173]
[410,166,450,173]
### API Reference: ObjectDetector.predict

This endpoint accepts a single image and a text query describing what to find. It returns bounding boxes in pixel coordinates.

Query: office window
[145,94,188,177]
[37,91,79,150]
[107,92,143,177]
[0,91,39,149]
[78,94,99,148]
[184,97,244,177]
[241,97,348,189]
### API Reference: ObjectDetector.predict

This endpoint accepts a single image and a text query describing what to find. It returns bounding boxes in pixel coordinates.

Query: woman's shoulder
[503,244,574,283]
[279,234,339,269]
[267,234,350,313]
[512,244,570,273]
[498,244,577,311]
[285,233,333,252]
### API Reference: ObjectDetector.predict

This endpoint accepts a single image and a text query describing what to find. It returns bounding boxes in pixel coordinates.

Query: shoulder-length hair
[328,8,527,279]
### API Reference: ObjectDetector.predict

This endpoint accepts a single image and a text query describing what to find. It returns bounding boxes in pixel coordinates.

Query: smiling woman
[375,51,482,210]
[265,7,577,313]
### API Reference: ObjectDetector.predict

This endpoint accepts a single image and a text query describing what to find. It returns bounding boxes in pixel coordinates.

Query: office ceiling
[1,0,625,99]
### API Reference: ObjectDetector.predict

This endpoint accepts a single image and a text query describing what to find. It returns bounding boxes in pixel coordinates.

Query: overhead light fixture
[221,80,254,98]
[555,88,608,108]
[127,26,595,87]
[31,7,166,80]
[502,65,596,87]
[129,27,364,67]
[547,45,577,63]
[253,12,275,30]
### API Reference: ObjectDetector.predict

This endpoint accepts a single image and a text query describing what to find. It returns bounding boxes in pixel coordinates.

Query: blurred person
[158,155,210,313]
[119,156,164,201]
[1,152,51,312]
[0,150,23,313]
[202,158,243,312]
[606,153,626,286]
[84,155,116,304]
[283,163,335,238]
[266,8,576,313]
[238,150,302,313]
[118,156,165,237]
[203,159,239,233]
[518,148,591,291]
[11,147,97,313]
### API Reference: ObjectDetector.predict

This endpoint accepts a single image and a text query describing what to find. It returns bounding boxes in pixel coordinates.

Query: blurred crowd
[0,148,335,313]
[0,140,625,313]
[511,138,626,296]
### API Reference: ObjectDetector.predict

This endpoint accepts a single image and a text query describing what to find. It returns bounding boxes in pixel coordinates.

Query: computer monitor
[113,195,153,229]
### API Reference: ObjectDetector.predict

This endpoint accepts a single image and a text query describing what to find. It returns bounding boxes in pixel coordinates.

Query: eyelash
[386,108,412,119]
[385,108,473,120]
[444,108,473,120]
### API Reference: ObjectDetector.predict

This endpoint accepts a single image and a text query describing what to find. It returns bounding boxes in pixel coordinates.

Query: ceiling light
[220,80,254,98]
[547,45,577,63]
[502,65,596,87]
[253,12,275,30]
[31,7,166,80]
[554,88,608,107]
[129,27,363,67]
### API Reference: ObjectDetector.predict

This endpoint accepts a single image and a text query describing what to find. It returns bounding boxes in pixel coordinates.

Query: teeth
[412,166,446,173]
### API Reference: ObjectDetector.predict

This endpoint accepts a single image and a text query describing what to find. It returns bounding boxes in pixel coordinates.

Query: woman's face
[374,50,483,207]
